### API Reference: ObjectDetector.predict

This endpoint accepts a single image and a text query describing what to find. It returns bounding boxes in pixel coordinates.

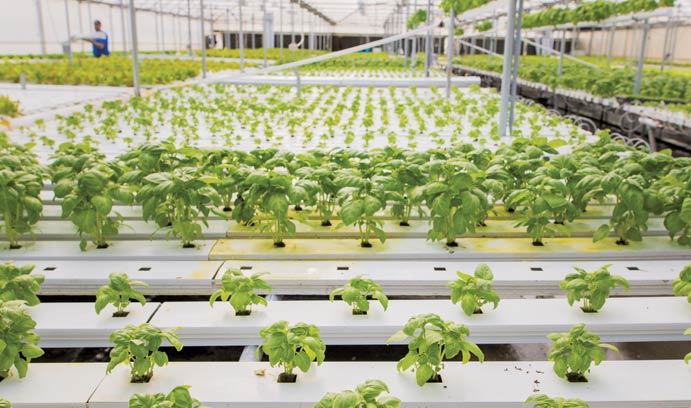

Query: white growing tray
[24,260,223,296]
[0,240,215,261]
[31,302,161,348]
[0,363,107,408]
[209,237,691,262]
[220,259,686,296]
[145,297,691,346]
[88,361,691,407]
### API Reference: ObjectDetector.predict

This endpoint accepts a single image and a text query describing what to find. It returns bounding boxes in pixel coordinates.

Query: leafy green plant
[447,263,500,316]
[243,169,302,248]
[547,324,618,382]
[106,324,182,383]
[53,163,133,251]
[128,385,207,408]
[0,263,43,306]
[0,95,20,118]
[524,394,589,408]
[672,265,691,303]
[591,165,655,246]
[560,265,629,312]
[0,300,44,380]
[314,379,401,408]
[336,169,388,248]
[256,321,326,383]
[415,159,487,247]
[655,164,691,246]
[387,313,484,386]
[95,273,149,317]
[209,269,271,316]
[0,167,43,249]
[0,398,9,408]
[504,171,573,246]
[136,168,222,248]
[329,276,389,315]
[294,161,339,227]
[385,158,428,226]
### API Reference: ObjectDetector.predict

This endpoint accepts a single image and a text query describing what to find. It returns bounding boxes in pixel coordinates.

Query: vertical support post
[35,0,47,58]
[446,8,454,99]
[279,0,284,59]
[251,13,255,49]
[508,0,524,135]
[120,0,128,55]
[424,0,431,77]
[660,20,670,72]
[634,20,649,96]
[200,0,207,79]
[187,0,193,56]
[557,29,565,76]
[77,0,84,52]
[226,8,230,49]
[109,5,114,53]
[606,26,615,67]
[154,2,160,51]
[498,0,517,138]
[160,1,165,52]
[404,0,409,67]
[294,67,301,96]
[411,32,417,75]
[128,0,141,97]
[239,0,245,71]
[64,0,74,63]
[263,1,268,68]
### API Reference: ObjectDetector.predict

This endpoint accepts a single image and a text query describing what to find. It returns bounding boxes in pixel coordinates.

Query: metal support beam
[63,0,74,63]
[120,0,128,54]
[558,29,565,76]
[508,0,525,136]
[424,0,431,77]
[279,0,284,59]
[187,0,193,55]
[128,0,140,97]
[606,26,615,67]
[239,0,245,71]
[35,0,47,58]
[498,0,517,138]
[200,0,207,79]
[446,8,454,99]
[634,20,649,95]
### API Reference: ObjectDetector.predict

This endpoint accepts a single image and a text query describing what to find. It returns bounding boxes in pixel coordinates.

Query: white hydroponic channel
[269,68,446,78]
[9,83,594,163]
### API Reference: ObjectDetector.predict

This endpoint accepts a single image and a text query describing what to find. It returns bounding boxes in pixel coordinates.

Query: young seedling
[106,324,182,383]
[547,324,618,382]
[314,379,401,408]
[524,394,590,408]
[256,321,326,383]
[560,265,629,313]
[447,263,500,316]
[387,313,484,386]
[0,398,9,408]
[0,262,44,306]
[95,273,149,317]
[209,269,271,316]
[128,385,207,408]
[0,300,44,380]
[672,264,691,303]
[336,170,388,248]
[329,276,389,315]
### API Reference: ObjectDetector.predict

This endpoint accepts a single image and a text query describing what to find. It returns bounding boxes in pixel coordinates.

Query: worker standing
[72,20,110,58]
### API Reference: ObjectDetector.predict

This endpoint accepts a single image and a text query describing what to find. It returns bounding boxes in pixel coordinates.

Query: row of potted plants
[2,260,690,382]
[2,134,690,250]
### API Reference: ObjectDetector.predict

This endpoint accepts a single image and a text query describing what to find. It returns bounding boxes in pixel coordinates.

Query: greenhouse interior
[0,0,690,406]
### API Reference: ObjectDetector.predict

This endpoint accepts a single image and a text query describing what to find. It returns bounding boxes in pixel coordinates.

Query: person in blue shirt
[73,20,110,57]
